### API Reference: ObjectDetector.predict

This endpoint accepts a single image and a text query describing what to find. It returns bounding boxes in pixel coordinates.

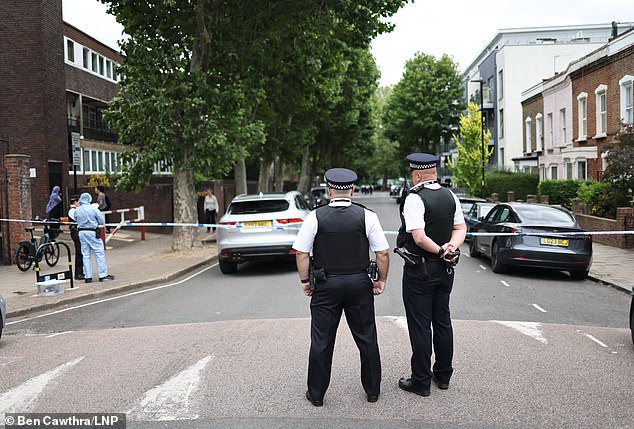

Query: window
[560,108,567,145]
[83,48,90,69]
[91,150,97,172]
[595,84,607,136]
[499,109,504,139]
[83,149,90,173]
[620,75,633,124]
[539,165,546,180]
[91,52,98,72]
[66,39,75,62]
[98,56,105,76]
[498,70,504,100]
[566,161,573,179]
[577,92,588,139]
[547,113,553,147]
[487,76,494,101]
[112,65,118,81]
[550,165,558,179]
[106,60,112,79]
[577,160,587,180]
[536,114,543,152]
[525,117,532,153]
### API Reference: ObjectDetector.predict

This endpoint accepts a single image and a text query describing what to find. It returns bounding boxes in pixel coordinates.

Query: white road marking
[479,265,488,270]
[500,280,510,287]
[0,356,84,413]
[585,334,608,348]
[128,355,213,421]
[46,331,73,338]
[494,321,548,344]
[532,303,547,313]
[7,263,217,326]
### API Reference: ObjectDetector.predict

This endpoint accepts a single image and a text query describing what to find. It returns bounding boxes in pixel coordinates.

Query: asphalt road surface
[2,195,633,429]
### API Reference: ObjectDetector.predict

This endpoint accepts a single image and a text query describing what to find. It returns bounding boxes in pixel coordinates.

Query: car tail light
[277,218,303,224]
[503,226,522,234]
[219,221,236,225]
[289,248,297,254]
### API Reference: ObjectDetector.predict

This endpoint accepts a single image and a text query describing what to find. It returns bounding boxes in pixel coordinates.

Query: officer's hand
[301,282,312,297]
[372,280,386,295]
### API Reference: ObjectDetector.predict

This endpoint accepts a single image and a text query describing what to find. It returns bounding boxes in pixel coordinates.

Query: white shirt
[403,182,465,233]
[292,198,389,253]
[204,194,218,211]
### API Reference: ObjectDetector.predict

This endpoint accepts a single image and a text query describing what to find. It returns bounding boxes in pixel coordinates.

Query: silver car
[0,292,6,340]
[217,191,312,274]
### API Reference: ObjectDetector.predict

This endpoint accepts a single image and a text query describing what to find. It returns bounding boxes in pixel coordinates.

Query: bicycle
[15,220,61,272]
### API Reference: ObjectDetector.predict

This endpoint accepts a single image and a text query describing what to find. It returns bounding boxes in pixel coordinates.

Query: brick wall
[575,207,634,248]
[4,155,33,263]
[0,0,69,218]
[521,94,543,154]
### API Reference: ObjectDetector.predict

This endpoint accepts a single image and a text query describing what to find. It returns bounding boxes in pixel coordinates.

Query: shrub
[484,171,538,201]
[537,180,587,208]
[577,181,629,219]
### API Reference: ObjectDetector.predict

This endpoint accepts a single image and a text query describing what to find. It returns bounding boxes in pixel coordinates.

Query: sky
[63,0,634,87]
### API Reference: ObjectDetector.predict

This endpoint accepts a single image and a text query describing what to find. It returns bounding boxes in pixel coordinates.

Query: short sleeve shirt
[292,199,389,253]
[403,182,465,232]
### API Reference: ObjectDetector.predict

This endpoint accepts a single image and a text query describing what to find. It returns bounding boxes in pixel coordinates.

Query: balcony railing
[67,117,118,143]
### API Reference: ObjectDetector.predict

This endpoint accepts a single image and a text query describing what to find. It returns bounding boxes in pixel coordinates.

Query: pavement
[1,222,632,320]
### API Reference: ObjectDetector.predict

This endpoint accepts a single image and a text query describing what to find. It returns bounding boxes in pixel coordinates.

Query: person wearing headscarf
[45,186,63,219]
[74,192,115,283]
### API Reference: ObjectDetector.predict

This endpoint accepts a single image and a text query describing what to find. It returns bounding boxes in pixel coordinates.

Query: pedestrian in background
[293,167,390,407]
[45,185,63,220]
[204,188,218,232]
[74,192,115,283]
[396,153,466,397]
[68,195,84,280]
[95,185,111,233]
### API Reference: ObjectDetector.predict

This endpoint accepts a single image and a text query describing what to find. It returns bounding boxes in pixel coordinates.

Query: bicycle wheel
[15,243,33,271]
[44,243,60,267]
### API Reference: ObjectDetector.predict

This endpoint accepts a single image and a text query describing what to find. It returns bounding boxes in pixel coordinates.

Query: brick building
[521,28,634,181]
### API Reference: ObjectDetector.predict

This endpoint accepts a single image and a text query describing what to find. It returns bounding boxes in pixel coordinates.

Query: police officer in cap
[293,167,390,406]
[396,153,466,397]
[68,194,85,280]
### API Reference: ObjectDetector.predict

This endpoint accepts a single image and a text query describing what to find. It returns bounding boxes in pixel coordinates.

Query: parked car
[216,191,312,274]
[390,184,404,204]
[0,292,5,340]
[469,203,593,280]
[310,187,330,207]
[458,195,487,214]
[464,202,497,240]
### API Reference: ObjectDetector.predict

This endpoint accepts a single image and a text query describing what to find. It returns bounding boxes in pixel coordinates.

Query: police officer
[396,153,466,397]
[293,168,390,406]
[68,195,85,280]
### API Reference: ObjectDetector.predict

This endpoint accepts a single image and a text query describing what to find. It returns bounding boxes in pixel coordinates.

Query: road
[2,195,633,429]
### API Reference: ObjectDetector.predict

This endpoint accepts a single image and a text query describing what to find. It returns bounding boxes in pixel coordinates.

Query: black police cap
[406,153,439,170]
[70,194,80,202]
[324,168,358,190]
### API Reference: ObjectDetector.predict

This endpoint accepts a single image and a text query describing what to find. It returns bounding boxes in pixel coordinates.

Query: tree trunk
[258,159,273,192]
[274,156,284,192]
[297,150,312,192]
[234,157,247,195]
[172,147,197,251]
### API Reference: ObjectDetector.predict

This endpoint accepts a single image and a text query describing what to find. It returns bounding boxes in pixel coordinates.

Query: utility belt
[308,258,377,291]
[394,247,460,278]
[78,227,101,239]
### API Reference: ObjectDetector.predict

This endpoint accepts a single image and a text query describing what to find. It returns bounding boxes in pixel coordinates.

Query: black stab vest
[313,203,370,275]
[397,185,456,259]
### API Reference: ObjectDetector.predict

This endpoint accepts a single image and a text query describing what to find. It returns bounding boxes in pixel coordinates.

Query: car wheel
[490,241,507,273]
[569,270,589,280]
[469,239,481,258]
[219,259,238,274]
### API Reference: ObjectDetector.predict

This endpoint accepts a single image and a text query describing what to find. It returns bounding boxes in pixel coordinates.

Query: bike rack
[33,241,74,290]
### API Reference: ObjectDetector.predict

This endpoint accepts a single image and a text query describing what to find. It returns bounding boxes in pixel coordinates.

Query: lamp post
[470,79,486,198]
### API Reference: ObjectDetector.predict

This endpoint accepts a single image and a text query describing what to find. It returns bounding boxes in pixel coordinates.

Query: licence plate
[540,238,569,247]
[240,220,272,231]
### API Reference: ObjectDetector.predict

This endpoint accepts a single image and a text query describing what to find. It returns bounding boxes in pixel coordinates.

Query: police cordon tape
[2,217,634,238]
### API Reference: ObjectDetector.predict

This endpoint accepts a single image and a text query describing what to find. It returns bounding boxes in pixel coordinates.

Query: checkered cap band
[327,181,353,190]
[409,162,437,170]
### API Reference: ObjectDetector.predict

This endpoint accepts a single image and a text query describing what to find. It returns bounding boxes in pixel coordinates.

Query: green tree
[602,123,634,201]
[449,102,493,196]
[382,53,464,157]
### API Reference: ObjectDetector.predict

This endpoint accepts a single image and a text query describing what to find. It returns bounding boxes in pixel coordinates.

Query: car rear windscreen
[229,200,290,214]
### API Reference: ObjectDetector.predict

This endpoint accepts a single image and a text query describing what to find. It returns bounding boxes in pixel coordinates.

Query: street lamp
[470,79,486,198]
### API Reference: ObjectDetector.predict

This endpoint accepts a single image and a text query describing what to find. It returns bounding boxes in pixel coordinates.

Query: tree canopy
[382,53,464,158]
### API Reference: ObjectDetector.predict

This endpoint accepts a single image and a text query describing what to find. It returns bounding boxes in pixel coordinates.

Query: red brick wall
[575,207,634,248]
[65,65,118,102]
[521,94,543,154]
[0,0,69,218]
[4,155,33,263]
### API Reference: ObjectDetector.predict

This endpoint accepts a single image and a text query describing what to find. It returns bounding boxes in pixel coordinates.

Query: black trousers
[206,209,217,232]
[70,227,84,276]
[402,260,454,388]
[308,272,381,401]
